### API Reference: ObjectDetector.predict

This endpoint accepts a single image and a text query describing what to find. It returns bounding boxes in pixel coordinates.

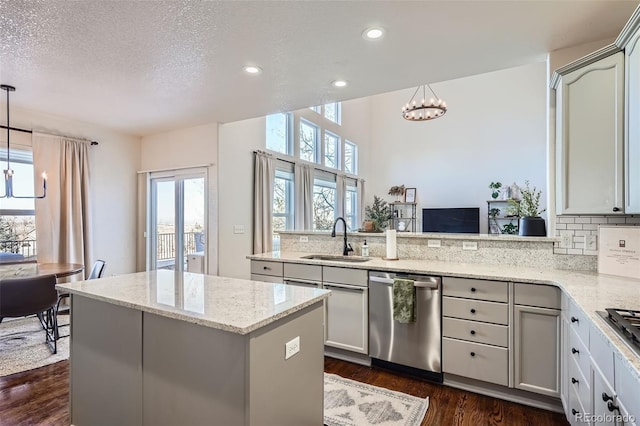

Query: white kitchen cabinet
[323,282,368,354]
[513,284,561,397]
[625,26,640,213]
[555,51,625,215]
[592,364,618,426]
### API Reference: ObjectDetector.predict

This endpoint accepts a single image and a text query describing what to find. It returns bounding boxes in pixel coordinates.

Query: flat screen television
[422,207,480,233]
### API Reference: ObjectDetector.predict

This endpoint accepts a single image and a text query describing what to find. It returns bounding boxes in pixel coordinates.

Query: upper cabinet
[622,18,640,213]
[554,51,625,215]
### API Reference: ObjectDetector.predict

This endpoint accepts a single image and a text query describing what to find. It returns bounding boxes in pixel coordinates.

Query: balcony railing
[156,232,205,261]
[0,239,37,261]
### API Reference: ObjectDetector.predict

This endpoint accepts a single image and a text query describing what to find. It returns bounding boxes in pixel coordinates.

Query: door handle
[368,276,439,289]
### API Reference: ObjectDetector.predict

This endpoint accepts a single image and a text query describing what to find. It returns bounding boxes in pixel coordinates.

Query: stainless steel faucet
[331,217,354,256]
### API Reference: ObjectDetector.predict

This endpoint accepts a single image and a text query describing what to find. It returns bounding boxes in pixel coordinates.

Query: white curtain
[253,151,275,254]
[357,179,366,227]
[136,172,149,272]
[294,164,313,230]
[32,133,93,278]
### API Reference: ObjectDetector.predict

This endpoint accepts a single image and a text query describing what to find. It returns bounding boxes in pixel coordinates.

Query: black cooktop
[598,309,640,357]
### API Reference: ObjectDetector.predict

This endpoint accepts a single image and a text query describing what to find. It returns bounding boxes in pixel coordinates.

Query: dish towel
[393,278,416,323]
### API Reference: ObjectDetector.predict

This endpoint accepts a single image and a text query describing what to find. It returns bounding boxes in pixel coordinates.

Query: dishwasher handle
[369,275,439,289]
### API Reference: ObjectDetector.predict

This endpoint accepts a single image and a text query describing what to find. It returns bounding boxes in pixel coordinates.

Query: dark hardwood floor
[0,357,569,425]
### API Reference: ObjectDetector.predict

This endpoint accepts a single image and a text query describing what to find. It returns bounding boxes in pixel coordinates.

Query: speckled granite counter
[56,269,329,335]
[248,251,640,379]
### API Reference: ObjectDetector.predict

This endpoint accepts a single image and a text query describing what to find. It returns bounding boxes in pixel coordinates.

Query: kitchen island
[56,270,330,426]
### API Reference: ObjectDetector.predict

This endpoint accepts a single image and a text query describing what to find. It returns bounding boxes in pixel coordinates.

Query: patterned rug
[0,316,70,377]
[324,373,429,426]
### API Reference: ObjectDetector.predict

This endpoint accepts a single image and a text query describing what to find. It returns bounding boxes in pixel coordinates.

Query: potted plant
[388,185,406,202]
[509,180,546,236]
[365,195,391,232]
[489,182,502,199]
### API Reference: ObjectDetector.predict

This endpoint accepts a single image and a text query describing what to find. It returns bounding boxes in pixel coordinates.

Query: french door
[149,168,207,273]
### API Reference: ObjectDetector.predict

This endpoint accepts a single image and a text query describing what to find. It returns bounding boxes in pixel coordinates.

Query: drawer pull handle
[571,316,579,323]
[571,348,579,355]
[470,287,477,292]
[470,309,476,314]
[571,409,578,416]
[613,207,621,212]
[602,392,613,402]
[470,330,476,335]
[571,377,578,384]
[470,352,476,357]
[607,401,619,413]
[263,266,270,271]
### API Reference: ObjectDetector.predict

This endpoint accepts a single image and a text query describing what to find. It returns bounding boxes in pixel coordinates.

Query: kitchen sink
[301,254,371,263]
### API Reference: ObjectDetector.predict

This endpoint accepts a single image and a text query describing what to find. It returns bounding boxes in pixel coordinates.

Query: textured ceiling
[0,0,638,136]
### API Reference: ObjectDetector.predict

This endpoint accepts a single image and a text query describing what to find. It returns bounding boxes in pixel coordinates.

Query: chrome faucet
[331,217,354,256]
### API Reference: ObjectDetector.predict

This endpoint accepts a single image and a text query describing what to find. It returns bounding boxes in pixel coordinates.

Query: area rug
[324,373,429,426]
[0,316,70,377]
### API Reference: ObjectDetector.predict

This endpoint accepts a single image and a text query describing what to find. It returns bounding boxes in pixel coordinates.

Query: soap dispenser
[362,240,369,257]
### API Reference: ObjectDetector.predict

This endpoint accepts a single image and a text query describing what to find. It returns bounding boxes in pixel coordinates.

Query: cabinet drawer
[250,273,284,283]
[443,297,508,325]
[443,317,508,347]
[250,260,283,277]
[568,355,591,412]
[567,299,590,349]
[283,263,322,282]
[443,337,508,386]
[567,380,587,426]
[323,266,367,287]
[567,326,590,385]
[514,283,561,309]
[615,354,640,423]
[443,277,508,302]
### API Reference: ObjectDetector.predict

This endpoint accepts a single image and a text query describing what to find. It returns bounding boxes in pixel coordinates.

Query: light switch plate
[427,239,441,248]
[299,236,309,243]
[233,225,245,234]
[585,234,597,250]
[462,241,478,251]
[560,231,572,248]
[285,336,300,360]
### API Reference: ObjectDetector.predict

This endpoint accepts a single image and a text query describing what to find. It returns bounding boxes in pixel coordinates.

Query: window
[345,140,357,174]
[313,175,336,231]
[324,102,341,124]
[266,113,292,155]
[324,131,339,169]
[345,182,358,231]
[299,119,319,163]
[273,168,294,250]
[0,149,37,262]
[309,106,321,114]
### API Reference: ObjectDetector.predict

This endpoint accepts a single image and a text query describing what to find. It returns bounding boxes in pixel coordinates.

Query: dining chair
[0,275,59,354]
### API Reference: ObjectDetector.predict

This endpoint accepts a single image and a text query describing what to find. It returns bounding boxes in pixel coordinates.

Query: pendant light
[401,83,447,121]
[1,84,47,199]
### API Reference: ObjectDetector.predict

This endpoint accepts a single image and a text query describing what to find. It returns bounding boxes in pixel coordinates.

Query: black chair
[0,275,59,354]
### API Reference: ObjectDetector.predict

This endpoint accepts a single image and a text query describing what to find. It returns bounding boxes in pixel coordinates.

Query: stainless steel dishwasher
[368,270,442,381]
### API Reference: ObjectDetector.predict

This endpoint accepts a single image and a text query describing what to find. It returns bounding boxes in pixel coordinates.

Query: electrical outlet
[560,232,572,248]
[299,236,309,243]
[462,241,478,251]
[427,239,441,248]
[285,336,300,360]
[585,234,597,251]
[233,225,245,234]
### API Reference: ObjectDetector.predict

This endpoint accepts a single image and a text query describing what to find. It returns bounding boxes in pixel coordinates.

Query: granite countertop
[56,270,330,335]
[249,251,640,379]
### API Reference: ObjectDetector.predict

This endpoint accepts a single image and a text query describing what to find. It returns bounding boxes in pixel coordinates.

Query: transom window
[324,102,341,124]
[345,140,357,174]
[324,131,339,169]
[299,119,319,163]
[266,113,292,155]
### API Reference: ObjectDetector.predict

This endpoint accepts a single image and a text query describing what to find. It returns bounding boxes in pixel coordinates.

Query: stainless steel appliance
[597,308,640,358]
[368,271,442,381]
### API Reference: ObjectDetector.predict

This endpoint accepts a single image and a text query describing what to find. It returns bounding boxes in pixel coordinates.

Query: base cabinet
[323,282,368,354]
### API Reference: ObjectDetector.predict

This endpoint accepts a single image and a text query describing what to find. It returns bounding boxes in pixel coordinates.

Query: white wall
[366,62,548,233]
[5,106,141,275]
[140,123,219,274]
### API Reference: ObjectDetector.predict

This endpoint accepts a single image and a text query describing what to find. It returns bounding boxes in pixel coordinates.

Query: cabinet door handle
[613,207,621,212]
[607,401,620,413]
[571,316,579,323]
[571,377,578,384]
[470,287,477,292]
[470,330,476,335]
[602,392,614,402]
[470,309,476,314]
[263,266,270,271]
[571,409,578,416]
[571,347,579,354]
[470,352,476,357]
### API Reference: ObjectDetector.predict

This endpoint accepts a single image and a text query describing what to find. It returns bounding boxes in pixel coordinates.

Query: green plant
[510,180,545,217]
[489,182,502,199]
[488,207,500,218]
[365,195,391,232]
[501,222,518,235]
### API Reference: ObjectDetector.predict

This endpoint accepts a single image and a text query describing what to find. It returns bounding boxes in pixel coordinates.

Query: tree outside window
[300,119,319,163]
[324,131,339,169]
[313,178,336,231]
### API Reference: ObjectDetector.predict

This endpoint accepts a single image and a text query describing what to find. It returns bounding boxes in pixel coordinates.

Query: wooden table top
[0,262,84,280]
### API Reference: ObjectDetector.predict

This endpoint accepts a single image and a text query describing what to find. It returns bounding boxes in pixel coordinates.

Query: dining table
[0,262,84,280]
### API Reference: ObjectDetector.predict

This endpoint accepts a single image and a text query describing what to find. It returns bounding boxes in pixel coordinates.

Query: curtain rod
[0,124,99,145]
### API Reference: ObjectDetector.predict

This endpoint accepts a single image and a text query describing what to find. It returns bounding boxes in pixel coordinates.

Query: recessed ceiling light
[363,27,385,40]
[243,65,262,74]
[332,80,347,88]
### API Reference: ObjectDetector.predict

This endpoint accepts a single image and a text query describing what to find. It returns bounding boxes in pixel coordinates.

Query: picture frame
[404,187,416,203]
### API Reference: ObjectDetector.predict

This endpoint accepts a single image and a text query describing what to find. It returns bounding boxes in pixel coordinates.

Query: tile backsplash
[554,215,640,255]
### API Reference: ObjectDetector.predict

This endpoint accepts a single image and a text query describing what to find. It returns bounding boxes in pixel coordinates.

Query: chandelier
[1,84,46,199]
[401,83,447,121]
